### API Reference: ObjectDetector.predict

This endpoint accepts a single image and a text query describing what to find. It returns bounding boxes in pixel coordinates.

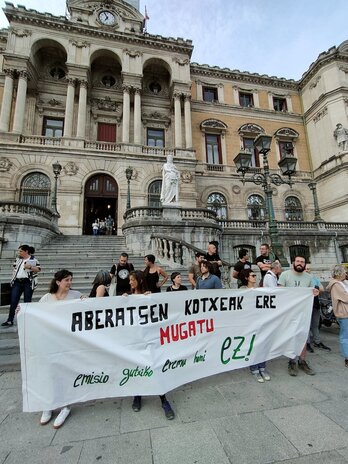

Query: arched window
[20,172,51,208]
[247,194,265,220]
[207,192,227,219]
[148,180,162,208]
[285,196,303,221]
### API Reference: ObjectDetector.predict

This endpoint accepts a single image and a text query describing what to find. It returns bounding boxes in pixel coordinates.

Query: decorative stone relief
[313,106,328,123]
[173,57,190,66]
[48,99,62,107]
[70,40,89,48]
[181,170,193,183]
[63,161,79,176]
[124,49,142,57]
[232,185,241,194]
[10,28,32,37]
[0,157,13,172]
[92,96,119,112]
[309,75,321,89]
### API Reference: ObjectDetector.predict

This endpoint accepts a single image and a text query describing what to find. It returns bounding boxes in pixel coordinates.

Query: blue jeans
[337,318,348,359]
[250,362,266,373]
[8,278,33,323]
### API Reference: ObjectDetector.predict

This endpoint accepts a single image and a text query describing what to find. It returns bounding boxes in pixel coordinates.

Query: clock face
[98,10,116,26]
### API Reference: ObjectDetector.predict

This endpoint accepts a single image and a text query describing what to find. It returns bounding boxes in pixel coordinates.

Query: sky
[0,0,347,80]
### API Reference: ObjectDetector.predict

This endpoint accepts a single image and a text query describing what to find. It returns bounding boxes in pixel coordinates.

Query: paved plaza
[0,326,347,464]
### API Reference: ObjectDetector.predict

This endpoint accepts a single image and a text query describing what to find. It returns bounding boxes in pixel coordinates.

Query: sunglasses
[250,274,257,277]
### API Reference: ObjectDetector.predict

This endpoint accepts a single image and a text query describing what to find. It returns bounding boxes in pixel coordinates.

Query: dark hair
[49,269,73,294]
[144,254,155,264]
[239,268,253,286]
[170,271,181,283]
[129,270,148,294]
[238,248,248,259]
[261,243,270,249]
[28,246,35,255]
[293,255,307,263]
[195,252,206,259]
[18,244,30,253]
[92,270,111,287]
[120,252,129,259]
[200,260,213,273]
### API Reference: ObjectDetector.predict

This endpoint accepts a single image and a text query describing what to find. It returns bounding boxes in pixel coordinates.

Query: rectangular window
[147,128,164,147]
[239,92,254,107]
[206,134,221,164]
[97,123,116,142]
[279,141,294,159]
[273,97,287,112]
[243,137,260,167]
[203,87,218,102]
[42,118,64,137]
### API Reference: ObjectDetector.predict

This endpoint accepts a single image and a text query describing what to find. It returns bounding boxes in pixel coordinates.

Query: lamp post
[233,134,298,267]
[51,160,62,217]
[308,182,324,222]
[125,166,133,210]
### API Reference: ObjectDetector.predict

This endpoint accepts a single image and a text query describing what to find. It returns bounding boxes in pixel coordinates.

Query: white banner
[18,288,313,412]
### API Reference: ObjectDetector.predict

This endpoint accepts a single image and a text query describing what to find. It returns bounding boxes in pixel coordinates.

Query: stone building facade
[0,0,347,267]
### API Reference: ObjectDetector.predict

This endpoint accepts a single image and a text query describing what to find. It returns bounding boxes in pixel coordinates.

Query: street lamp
[308,182,324,222]
[233,134,298,266]
[51,160,62,217]
[125,166,133,210]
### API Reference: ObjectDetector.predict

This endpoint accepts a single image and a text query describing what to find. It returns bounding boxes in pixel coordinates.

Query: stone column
[122,85,130,143]
[184,94,192,148]
[133,88,141,144]
[12,70,28,134]
[63,78,75,137]
[76,79,88,139]
[174,93,182,148]
[0,69,15,132]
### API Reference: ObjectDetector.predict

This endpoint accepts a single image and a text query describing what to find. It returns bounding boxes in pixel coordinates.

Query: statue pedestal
[162,205,181,221]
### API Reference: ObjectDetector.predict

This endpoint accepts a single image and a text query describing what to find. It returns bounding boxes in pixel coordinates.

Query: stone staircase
[0,235,188,371]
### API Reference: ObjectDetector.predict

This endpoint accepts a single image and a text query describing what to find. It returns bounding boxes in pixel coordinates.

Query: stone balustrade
[0,201,55,221]
[19,135,62,146]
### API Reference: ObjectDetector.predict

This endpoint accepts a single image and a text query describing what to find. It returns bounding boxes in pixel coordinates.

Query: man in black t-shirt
[232,248,252,288]
[110,252,134,295]
[255,243,279,285]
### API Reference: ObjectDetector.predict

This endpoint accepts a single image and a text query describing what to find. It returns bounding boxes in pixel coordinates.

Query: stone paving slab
[1,443,83,464]
[0,387,22,413]
[264,404,348,455]
[272,450,348,464]
[0,371,22,389]
[337,447,348,461]
[210,411,299,464]
[315,398,348,431]
[151,421,230,464]
[78,431,153,464]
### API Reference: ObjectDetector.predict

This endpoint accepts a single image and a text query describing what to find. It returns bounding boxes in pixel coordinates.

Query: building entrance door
[83,174,118,235]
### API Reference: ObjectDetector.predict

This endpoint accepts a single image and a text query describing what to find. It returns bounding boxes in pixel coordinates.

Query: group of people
[2,241,348,428]
[92,215,114,236]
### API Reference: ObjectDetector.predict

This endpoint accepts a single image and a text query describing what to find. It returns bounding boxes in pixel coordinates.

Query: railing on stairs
[150,234,232,288]
[0,201,56,221]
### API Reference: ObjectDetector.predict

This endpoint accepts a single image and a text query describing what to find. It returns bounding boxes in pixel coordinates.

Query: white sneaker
[260,369,271,381]
[251,371,264,383]
[53,407,71,429]
[40,410,52,425]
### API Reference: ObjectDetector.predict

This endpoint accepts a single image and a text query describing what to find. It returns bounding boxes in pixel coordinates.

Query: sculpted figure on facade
[333,123,348,151]
[160,154,180,205]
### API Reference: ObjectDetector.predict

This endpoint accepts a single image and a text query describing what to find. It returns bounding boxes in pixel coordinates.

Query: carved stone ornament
[309,75,321,89]
[93,96,118,112]
[63,161,79,176]
[313,106,328,123]
[10,28,32,37]
[0,157,13,172]
[232,185,241,194]
[173,57,190,66]
[48,99,62,107]
[181,170,193,183]
[70,40,89,48]
[124,49,142,58]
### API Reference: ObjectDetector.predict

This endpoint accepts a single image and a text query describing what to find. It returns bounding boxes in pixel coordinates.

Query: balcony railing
[0,201,56,221]
[19,135,62,146]
[124,207,217,222]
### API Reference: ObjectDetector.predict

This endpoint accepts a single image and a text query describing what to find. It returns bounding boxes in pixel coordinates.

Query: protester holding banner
[166,272,188,292]
[127,270,175,420]
[278,256,318,377]
[239,268,271,383]
[39,269,82,428]
[89,270,111,297]
[143,254,168,293]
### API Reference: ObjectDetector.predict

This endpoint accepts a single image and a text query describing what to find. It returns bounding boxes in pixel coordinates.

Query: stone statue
[333,123,348,151]
[160,154,180,205]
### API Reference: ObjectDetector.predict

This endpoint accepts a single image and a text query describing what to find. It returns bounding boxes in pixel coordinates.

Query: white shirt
[263,270,278,288]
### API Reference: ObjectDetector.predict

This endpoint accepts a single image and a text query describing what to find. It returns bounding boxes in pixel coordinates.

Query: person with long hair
[143,254,168,293]
[239,268,271,383]
[326,265,348,368]
[89,270,111,297]
[126,270,175,420]
[39,269,82,428]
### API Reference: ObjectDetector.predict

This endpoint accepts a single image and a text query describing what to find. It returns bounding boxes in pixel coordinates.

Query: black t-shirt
[166,285,188,292]
[110,263,134,294]
[233,260,252,274]
[206,252,222,277]
[255,254,279,278]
